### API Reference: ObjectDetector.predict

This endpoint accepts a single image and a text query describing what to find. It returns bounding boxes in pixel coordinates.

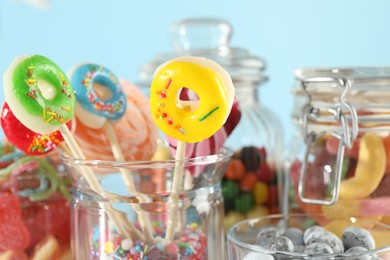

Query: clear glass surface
[227,213,390,259]
[61,148,232,260]
[285,67,390,252]
[0,149,71,259]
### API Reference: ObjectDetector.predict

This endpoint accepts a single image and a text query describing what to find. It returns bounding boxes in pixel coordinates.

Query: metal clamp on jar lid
[138,18,267,87]
[293,67,390,205]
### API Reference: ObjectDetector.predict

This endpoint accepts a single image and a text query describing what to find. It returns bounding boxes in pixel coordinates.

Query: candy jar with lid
[227,68,390,260]
[138,18,284,232]
[287,67,390,243]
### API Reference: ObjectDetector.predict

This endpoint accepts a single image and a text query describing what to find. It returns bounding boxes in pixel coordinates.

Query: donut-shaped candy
[3,55,75,134]
[1,102,70,155]
[150,56,235,143]
[73,79,158,161]
[166,96,241,158]
[68,63,127,129]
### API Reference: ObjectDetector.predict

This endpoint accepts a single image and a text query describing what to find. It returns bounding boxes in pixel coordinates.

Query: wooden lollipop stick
[60,125,143,241]
[103,121,155,243]
[178,170,193,236]
[164,141,187,241]
[148,57,235,242]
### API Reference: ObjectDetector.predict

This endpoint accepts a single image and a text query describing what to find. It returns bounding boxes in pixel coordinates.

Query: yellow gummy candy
[246,205,270,220]
[252,181,268,205]
[323,219,353,238]
[371,230,390,248]
[151,145,172,161]
[339,133,386,200]
[322,199,361,217]
[224,211,246,232]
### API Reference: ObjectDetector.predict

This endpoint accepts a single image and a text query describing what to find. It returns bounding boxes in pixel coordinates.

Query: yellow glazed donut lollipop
[150,56,234,143]
[150,56,235,241]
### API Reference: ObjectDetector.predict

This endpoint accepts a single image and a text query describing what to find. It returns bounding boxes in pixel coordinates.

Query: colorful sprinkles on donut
[150,57,235,143]
[3,55,75,134]
[155,78,187,135]
[70,64,126,120]
[1,102,66,155]
[28,132,62,153]
[22,61,73,124]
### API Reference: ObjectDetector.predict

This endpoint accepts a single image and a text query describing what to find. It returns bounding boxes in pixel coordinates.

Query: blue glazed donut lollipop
[68,63,127,129]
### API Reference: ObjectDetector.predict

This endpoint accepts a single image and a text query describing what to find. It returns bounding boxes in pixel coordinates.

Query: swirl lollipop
[68,63,156,242]
[72,79,158,161]
[150,56,235,241]
[3,55,140,240]
[166,97,241,175]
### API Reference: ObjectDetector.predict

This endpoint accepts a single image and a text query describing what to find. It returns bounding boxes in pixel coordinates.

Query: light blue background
[0,0,389,143]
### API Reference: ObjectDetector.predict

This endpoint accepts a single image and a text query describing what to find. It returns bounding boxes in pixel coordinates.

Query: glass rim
[227,213,390,257]
[60,146,233,170]
[295,67,390,80]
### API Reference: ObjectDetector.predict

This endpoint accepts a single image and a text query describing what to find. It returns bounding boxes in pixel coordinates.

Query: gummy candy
[340,133,386,199]
[0,192,30,251]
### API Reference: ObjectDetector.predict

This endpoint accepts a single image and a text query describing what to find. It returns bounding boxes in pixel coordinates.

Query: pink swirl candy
[166,90,241,176]
[73,79,159,161]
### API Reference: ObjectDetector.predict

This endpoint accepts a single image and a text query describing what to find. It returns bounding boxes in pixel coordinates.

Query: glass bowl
[227,213,390,259]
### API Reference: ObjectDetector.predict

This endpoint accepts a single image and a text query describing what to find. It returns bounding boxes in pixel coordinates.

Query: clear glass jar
[0,144,71,259]
[286,68,390,234]
[138,18,284,232]
[62,148,232,260]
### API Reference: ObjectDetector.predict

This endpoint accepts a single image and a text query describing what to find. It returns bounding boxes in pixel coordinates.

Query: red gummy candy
[265,184,278,207]
[0,250,29,260]
[290,152,329,199]
[21,204,46,252]
[371,173,390,197]
[289,159,302,185]
[346,158,357,179]
[0,192,30,251]
[36,199,70,243]
[302,165,328,198]
[326,135,360,159]
[382,135,390,173]
[1,102,66,155]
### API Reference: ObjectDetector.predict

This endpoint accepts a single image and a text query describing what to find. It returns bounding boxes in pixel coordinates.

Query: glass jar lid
[138,18,267,87]
[292,67,390,129]
[293,67,390,104]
